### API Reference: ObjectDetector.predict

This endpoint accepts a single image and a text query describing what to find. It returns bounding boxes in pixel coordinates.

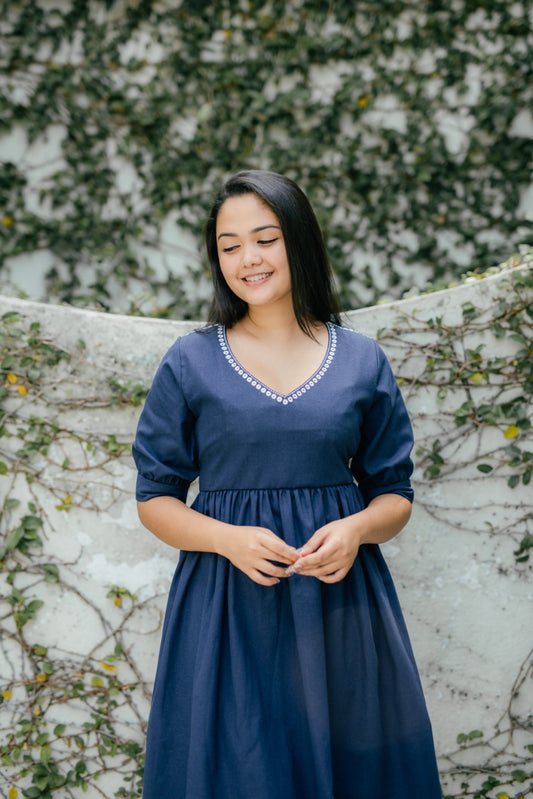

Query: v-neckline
[217,322,337,405]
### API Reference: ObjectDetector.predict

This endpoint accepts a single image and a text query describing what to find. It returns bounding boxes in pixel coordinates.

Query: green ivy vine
[0,0,531,318]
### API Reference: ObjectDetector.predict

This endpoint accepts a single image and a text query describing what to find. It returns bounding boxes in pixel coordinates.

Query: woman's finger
[257,530,298,564]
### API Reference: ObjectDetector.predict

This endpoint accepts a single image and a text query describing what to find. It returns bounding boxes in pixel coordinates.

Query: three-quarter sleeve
[350,343,414,505]
[132,339,199,502]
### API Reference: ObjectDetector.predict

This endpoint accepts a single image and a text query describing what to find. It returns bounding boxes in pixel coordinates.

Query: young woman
[133,170,442,798]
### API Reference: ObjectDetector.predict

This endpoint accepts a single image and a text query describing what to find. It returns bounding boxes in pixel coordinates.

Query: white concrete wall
[0,263,531,796]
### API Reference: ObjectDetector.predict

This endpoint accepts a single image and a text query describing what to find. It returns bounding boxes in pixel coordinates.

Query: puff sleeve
[132,338,198,502]
[350,343,414,505]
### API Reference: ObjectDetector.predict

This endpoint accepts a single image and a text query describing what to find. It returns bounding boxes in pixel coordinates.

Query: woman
[132,170,442,798]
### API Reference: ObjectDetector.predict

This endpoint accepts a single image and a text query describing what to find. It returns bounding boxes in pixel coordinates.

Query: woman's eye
[222,244,239,253]
[258,238,278,245]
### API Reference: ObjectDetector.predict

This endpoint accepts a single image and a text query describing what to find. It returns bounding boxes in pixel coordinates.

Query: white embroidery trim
[217,322,337,405]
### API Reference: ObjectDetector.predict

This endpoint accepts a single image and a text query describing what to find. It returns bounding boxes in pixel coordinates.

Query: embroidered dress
[132,323,441,799]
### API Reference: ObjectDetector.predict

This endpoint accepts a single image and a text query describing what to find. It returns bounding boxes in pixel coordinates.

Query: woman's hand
[289,494,412,584]
[219,525,299,587]
[288,517,361,583]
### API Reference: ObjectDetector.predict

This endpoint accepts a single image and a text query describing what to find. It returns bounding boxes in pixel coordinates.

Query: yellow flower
[34,706,41,716]
[223,29,232,38]
[357,96,369,107]
[17,385,27,396]
[1,216,14,226]
[114,596,122,607]
[2,690,12,700]
[8,788,18,799]
[6,373,17,384]
[36,673,47,682]
[504,425,519,439]
[99,661,117,673]
[470,372,483,384]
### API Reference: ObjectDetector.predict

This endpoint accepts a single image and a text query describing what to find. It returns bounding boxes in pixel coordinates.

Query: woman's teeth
[243,273,272,282]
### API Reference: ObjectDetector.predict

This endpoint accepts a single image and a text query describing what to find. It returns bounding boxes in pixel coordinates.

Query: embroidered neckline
[217,322,337,405]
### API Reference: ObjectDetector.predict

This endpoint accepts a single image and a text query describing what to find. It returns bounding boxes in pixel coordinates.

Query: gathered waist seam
[198,482,355,494]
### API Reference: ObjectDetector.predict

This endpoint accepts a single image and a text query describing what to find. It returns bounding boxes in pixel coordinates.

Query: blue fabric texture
[132,323,441,799]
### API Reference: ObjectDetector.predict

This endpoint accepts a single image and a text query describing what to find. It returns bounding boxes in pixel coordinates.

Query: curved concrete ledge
[0,263,531,794]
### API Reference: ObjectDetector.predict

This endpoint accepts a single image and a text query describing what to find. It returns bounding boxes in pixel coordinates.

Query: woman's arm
[137,496,298,586]
[288,493,412,583]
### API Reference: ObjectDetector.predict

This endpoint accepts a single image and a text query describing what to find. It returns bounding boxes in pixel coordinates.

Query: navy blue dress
[132,323,441,799]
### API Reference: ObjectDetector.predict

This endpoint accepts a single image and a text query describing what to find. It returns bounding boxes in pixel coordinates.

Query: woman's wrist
[347,494,412,547]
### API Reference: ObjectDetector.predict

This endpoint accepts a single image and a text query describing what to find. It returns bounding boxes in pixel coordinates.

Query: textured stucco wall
[0,266,531,795]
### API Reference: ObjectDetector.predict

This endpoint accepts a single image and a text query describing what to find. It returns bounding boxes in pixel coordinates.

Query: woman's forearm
[290,492,413,582]
[137,496,234,554]
[137,496,299,587]
[356,493,412,546]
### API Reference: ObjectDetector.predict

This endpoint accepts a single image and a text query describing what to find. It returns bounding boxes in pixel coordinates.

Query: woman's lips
[242,272,273,284]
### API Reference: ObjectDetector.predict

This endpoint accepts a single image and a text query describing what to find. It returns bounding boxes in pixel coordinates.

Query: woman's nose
[242,242,262,266]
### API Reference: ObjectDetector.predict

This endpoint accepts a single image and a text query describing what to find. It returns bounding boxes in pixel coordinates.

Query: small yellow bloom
[223,29,232,38]
[36,673,47,682]
[1,216,14,226]
[99,661,117,673]
[2,690,12,700]
[17,385,27,396]
[357,96,369,107]
[6,373,17,384]
[34,706,41,716]
[470,372,483,384]
[8,787,18,799]
[114,596,122,607]
[504,425,519,439]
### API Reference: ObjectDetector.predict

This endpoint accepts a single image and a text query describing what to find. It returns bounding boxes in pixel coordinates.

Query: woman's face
[215,193,292,311]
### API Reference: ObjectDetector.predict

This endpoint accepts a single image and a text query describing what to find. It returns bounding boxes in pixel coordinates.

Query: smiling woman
[205,170,340,334]
[216,194,291,310]
[132,170,442,799]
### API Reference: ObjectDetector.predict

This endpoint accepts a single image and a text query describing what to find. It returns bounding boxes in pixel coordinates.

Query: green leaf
[4,526,24,551]
[40,744,52,764]
[4,498,20,510]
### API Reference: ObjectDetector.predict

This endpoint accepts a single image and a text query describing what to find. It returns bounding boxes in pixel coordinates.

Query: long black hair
[205,170,341,335]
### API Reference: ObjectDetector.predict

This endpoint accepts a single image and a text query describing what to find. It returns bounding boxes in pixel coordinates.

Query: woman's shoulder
[332,322,380,352]
[179,323,219,349]
[157,324,219,371]
[166,324,218,354]
[331,323,390,376]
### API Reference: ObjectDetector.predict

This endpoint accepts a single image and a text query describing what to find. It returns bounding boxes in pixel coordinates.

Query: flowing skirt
[142,486,441,799]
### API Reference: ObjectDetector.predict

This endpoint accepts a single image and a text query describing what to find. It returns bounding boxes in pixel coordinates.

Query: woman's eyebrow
[217,224,281,240]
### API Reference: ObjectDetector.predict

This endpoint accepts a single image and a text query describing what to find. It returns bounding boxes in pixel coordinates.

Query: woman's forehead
[216,193,280,234]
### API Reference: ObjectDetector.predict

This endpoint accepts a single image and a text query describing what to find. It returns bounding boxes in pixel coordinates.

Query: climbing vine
[0,253,531,797]
[371,253,533,798]
[0,0,531,316]
[0,313,149,798]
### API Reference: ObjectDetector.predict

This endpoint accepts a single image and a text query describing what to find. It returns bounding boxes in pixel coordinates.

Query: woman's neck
[240,303,302,340]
